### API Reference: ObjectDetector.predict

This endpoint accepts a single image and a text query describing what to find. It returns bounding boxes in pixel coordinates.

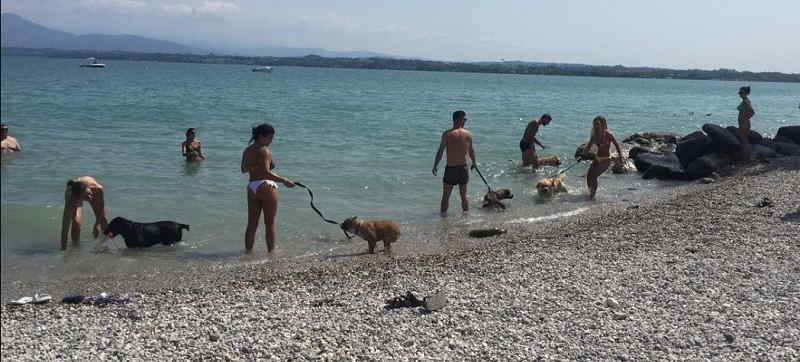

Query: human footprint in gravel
[240,123,295,254]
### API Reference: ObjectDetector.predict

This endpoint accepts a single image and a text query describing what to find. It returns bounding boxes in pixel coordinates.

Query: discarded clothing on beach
[384,291,424,310]
[468,228,507,238]
[755,197,774,208]
[62,293,133,306]
[8,294,52,306]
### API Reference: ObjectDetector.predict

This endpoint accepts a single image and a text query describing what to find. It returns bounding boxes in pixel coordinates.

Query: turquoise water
[2,56,798,291]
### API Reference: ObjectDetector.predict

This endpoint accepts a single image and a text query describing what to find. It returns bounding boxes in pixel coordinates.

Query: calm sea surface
[2,56,798,293]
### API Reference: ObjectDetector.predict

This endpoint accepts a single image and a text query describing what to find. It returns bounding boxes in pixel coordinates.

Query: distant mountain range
[0,12,397,58]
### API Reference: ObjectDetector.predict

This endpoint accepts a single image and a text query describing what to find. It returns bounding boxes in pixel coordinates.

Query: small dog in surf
[100,216,189,248]
[482,188,514,209]
[536,174,568,197]
[535,155,562,168]
[341,217,400,254]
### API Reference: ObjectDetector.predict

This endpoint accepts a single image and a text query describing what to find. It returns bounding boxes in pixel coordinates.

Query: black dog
[103,217,190,248]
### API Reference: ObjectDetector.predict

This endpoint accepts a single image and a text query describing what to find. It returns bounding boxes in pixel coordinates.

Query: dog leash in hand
[294,182,352,240]
[550,159,584,177]
[472,165,493,193]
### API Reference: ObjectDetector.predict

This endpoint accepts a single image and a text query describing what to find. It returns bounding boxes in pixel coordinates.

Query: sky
[2,0,799,73]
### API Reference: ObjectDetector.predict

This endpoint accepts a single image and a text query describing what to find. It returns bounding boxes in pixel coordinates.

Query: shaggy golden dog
[341,217,401,254]
[536,155,562,168]
[536,174,568,197]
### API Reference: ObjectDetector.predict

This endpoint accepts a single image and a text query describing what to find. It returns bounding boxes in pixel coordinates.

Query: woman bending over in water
[181,128,205,162]
[60,176,108,250]
[240,123,295,253]
[586,116,624,200]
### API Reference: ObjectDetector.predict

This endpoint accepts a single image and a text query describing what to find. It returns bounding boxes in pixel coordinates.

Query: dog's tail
[180,224,190,231]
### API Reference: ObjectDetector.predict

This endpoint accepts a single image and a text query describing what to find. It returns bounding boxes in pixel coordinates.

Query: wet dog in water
[482,188,514,209]
[100,217,189,248]
[536,174,568,198]
[535,155,562,168]
[341,216,400,254]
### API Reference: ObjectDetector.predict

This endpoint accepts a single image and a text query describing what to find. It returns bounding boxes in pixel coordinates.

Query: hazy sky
[3,0,798,72]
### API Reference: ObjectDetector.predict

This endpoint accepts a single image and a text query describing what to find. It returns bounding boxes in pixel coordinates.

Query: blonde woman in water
[240,123,295,254]
[586,116,624,200]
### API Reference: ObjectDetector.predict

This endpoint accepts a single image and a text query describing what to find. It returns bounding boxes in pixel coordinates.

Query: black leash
[295,182,352,240]
[472,165,493,193]
[550,159,584,177]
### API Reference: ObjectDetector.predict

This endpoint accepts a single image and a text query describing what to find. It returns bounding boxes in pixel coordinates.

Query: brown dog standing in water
[536,174,568,197]
[341,217,400,254]
[482,188,514,209]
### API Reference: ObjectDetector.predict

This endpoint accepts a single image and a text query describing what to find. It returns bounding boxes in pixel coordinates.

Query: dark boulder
[752,144,778,160]
[686,153,734,180]
[703,123,741,154]
[726,126,764,145]
[675,134,712,167]
[628,145,656,160]
[623,132,678,145]
[772,142,800,156]
[776,126,800,145]
[633,152,686,180]
[574,143,595,161]
[679,131,707,143]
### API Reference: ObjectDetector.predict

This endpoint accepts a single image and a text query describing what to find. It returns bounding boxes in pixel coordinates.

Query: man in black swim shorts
[520,113,552,167]
[432,110,476,215]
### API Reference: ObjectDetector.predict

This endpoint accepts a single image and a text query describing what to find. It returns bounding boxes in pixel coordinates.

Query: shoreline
[2,157,799,360]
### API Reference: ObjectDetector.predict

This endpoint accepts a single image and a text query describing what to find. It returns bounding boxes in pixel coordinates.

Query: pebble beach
[2,157,799,360]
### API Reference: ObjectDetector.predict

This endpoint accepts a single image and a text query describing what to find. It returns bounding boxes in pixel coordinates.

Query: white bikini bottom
[248,180,278,193]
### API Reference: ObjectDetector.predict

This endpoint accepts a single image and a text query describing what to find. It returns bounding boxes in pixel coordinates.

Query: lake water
[2,56,798,294]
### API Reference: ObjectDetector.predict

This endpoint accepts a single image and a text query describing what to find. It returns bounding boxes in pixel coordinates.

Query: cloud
[76,0,148,11]
[159,1,239,18]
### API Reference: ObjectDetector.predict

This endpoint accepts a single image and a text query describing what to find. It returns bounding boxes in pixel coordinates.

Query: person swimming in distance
[60,176,108,250]
[240,123,295,254]
[181,128,205,162]
[585,116,623,201]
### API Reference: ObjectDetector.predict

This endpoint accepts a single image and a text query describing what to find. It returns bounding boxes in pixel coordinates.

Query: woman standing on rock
[240,124,295,254]
[737,86,755,161]
[586,116,623,200]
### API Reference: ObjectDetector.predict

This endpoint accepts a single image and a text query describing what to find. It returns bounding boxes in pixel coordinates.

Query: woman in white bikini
[586,115,623,200]
[240,124,295,253]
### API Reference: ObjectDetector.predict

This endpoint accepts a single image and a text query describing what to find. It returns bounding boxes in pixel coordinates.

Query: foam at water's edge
[505,207,589,224]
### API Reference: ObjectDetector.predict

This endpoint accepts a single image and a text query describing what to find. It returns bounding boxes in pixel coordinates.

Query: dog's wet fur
[536,174,568,197]
[102,216,189,248]
[536,155,562,167]
[482,188,514,209]
[341,216,400,254]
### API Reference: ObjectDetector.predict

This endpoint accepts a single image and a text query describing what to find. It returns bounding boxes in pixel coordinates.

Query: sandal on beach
[32,294,52,304]
[8,296,34,306]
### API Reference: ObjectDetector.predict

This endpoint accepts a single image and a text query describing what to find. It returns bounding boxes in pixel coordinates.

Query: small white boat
[80,57,106,68]
[252,66,272,73]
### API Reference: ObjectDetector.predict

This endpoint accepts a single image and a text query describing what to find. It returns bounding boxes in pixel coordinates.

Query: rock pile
[626,125,800,180]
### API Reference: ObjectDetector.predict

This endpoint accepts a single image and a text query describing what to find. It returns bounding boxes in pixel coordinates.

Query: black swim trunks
[443,165,469,185]
[519,140,532,152]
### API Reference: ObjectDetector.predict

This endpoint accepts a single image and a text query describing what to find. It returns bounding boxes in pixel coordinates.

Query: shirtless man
[1,124,22,155]
[60,176,108,250]
[519,114,552,167]
[432,110,476,215]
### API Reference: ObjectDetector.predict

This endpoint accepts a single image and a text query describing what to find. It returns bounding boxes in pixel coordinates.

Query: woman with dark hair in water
[240,123,295,253]
[586,115,624,200]
[737,86,755,161]
[181,128,205,162]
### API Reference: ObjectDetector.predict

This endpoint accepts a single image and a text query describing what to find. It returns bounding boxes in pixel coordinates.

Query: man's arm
[197,142,206,159]
[530,122,545,148]
[432,133,446,175]
[60,197,73,250]
[89,188,107,238]
[467,133,476,169]
[181,142,187,156]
